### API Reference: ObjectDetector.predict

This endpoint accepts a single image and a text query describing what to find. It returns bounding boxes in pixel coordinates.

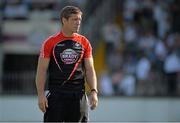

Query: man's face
[63,13,82,33]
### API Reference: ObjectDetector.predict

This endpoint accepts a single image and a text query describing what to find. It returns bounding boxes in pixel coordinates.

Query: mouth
[75,25,80,28]
[74,26,80,30]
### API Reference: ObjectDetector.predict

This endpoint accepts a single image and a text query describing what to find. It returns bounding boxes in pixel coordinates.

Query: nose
[77,20,81,25]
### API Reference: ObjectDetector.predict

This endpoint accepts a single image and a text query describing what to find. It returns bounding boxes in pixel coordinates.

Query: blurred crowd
[99,0,180,96]
[0,0,179,96]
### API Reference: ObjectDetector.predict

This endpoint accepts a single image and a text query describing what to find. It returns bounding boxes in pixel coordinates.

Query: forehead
[69,13,82,19]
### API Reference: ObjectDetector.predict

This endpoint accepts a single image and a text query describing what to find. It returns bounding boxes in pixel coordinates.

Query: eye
[74,18,81,21]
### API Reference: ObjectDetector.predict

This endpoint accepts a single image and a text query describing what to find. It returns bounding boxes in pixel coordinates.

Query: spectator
[118,73,136,96]
[136,52,151,95]
[124,21,138,45]
[164,51,180,96]
[153,0,170,38]
[102,22,122,60]
[164,34,180,96]
[99,71,114,96]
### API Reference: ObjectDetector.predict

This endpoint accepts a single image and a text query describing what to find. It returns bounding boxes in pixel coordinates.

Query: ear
[62,18,67,25]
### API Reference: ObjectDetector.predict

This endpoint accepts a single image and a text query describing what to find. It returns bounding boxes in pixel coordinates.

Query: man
[35,6,98,122]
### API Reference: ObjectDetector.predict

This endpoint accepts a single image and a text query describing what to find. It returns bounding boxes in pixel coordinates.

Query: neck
[61,27,74,37]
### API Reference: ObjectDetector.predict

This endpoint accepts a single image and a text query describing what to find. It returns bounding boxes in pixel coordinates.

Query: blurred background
[0,0,180,122]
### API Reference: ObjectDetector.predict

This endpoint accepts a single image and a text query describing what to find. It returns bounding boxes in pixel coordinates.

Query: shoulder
[74,33,90,44]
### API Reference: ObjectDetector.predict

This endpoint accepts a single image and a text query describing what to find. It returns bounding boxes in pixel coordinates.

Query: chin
[74,30,79,33]
[73,27,80,33]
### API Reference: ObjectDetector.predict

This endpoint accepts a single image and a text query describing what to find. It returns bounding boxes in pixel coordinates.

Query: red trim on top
[52,41,63,72]
[67,47,85,80]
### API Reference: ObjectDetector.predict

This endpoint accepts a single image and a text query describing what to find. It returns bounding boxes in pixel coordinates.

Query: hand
[38,95,48,113]
[89,91,98,110]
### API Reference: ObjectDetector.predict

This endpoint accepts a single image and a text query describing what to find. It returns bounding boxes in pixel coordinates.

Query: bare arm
[35,57,50,112]
[84,57,98,110]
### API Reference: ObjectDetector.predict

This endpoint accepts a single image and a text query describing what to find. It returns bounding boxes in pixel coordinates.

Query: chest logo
[60,49,79,64]
[73,42,81,49]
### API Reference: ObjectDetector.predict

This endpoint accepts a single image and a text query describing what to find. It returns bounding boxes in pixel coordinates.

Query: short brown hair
[60,6,82,24]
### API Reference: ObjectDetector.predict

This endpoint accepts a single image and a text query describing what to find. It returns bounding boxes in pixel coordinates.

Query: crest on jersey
[60,49,79,64]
